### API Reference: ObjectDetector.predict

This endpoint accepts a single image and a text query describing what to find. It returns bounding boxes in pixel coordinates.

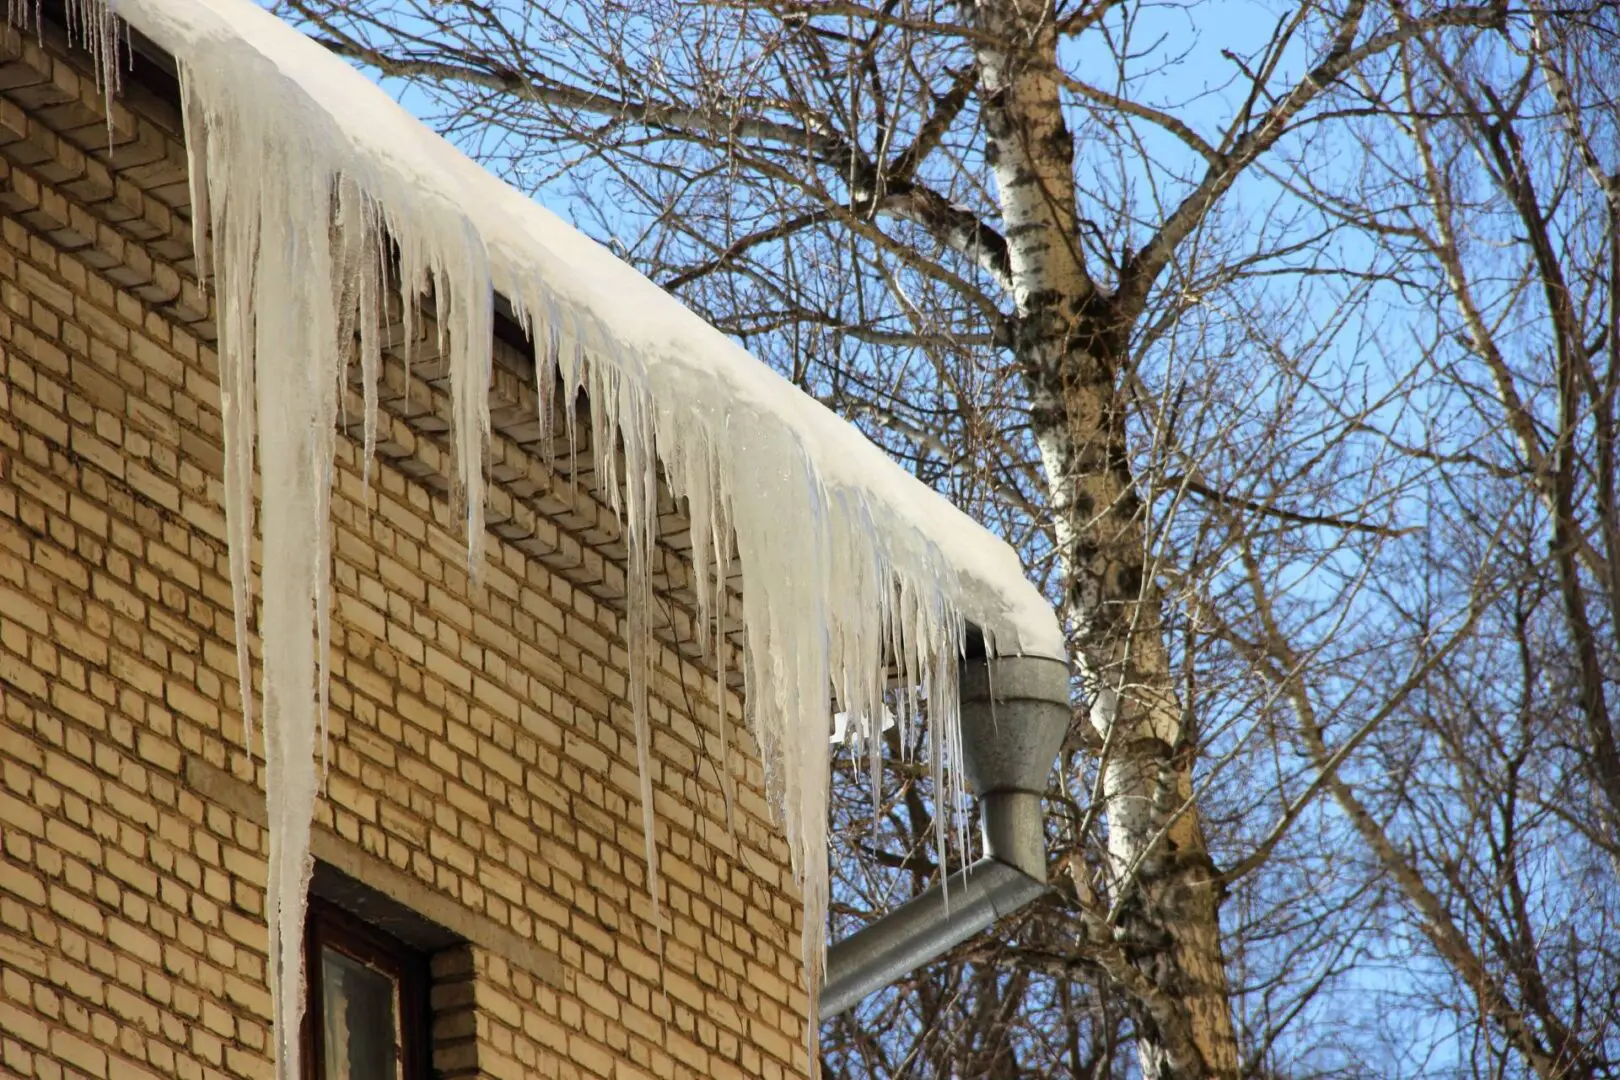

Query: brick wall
[0,30,810,1080]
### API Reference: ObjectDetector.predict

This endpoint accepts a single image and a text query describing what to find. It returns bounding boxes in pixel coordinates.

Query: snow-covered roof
[80,0,1065,1068]
[126,0,1062,660]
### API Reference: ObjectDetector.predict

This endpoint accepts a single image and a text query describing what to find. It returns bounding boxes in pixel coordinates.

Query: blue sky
[263,2,1593,1072]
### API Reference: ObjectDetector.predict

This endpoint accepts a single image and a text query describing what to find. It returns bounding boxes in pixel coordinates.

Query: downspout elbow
[820,653,1071,1018]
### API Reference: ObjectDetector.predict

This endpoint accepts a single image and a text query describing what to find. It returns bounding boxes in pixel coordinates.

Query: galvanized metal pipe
[820,856,1048,1017]
[820,654,1071,1018]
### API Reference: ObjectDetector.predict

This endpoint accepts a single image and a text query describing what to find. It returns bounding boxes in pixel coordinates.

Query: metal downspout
[820,653,1071,1018]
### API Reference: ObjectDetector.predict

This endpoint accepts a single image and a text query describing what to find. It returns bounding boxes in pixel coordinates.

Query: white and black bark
[961,3,1237,1074]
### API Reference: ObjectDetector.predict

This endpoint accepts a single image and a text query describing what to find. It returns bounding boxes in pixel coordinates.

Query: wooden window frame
[302,895,433,1080]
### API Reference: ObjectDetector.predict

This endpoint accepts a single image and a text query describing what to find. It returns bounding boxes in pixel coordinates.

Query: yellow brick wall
[0,122,811,1078]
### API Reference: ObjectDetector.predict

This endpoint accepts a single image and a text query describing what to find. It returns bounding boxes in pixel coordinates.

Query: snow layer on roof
[66,0,1067,1072]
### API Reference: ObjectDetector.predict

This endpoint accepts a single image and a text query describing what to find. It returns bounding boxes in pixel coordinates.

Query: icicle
[614,371,665,935]
[332,181,384,495]
[177,40,498,1080]
[696,432,738,830]
[203,100,262,763]
[3,0,125,146]
[361,230,386,489]
[431,237,493,575]
[191,105,347,1079]
[59,0,120,101]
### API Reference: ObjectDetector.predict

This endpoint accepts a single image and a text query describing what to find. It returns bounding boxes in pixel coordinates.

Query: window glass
[320,946,401,1080]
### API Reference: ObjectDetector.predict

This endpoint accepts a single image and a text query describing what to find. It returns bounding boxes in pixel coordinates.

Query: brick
[106,918,162,966]
[10,392,70,447]
[16,261,74,316]
[0,790,46,837]
[0,999,48,1050]
[0,584,50,634]
[48,885,104,935]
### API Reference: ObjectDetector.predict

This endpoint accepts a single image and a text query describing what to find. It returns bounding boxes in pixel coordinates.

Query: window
[303,897,432,1080]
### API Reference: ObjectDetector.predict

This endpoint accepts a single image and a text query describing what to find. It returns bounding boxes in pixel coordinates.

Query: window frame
[302,895,434,1080]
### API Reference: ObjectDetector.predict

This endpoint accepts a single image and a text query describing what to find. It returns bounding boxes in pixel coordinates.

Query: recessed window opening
[304,897,431,1080]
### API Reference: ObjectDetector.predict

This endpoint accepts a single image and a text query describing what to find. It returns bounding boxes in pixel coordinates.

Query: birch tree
[272,1,1620,1076]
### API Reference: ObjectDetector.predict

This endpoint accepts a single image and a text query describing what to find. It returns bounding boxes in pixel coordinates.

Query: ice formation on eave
[50,0,1067,1075]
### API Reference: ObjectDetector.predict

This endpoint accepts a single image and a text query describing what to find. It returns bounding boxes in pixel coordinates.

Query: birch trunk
[964,2,1239,1076]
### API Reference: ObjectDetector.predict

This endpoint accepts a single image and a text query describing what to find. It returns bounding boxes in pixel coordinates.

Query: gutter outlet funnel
[820,653,1071,1018]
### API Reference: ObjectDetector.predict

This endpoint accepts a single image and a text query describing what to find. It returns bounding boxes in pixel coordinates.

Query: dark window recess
[303,897,432,1080]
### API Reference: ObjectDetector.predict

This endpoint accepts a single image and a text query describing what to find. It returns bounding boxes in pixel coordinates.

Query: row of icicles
[38,4,975,1075]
